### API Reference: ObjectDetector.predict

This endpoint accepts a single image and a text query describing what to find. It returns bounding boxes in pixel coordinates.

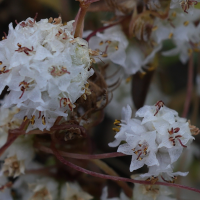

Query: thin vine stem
[36,143,125,159]
[86,23,117,42]
[52,143,200,194]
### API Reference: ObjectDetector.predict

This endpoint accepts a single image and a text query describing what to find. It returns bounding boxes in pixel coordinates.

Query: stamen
[15,44,34,55]
[30,115,35,125]
[19,81,29,99]
[126,77,132,83]
[112,127,120,132]
[152,26,158,31]
[105,40,111,44]
[23,116,28,122]
[174,127,180,133]
[42,115,46,125]
[184,21,189,26]
[101,53,108,57]
[99,41,103,45]
[171,11,177,17]
[113,119,121,126]
[38,111,41,119]
[154,100,164,116]
[177,138,187,148]
[168,33,173,39]
[137,152,143,160]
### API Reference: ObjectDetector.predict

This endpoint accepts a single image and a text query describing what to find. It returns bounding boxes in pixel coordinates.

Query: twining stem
[91,159,133,198]
[0,119,30,157]
[36,143,125,159]
[74,0,100,38]
[52,144,200,194]
[0,134,18,157]
[182,54,194,118]
[86,24,117,42]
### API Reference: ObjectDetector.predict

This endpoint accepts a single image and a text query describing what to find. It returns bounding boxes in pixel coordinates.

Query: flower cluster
[88,25,161,75]
[109,101,194,182]
[0,15,93,131]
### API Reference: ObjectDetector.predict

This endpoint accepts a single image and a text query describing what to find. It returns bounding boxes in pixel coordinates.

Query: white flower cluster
[88,25,161,75]
[109,101,194,182]
[170,0,199,14]
[0,16,93,131]
[151,8,200,64]
[0,107,34,178]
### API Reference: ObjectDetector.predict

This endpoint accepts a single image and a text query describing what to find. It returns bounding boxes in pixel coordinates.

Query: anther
[30,115,35,125]
[152,26,158,31]
[106,40,111,44]
[168,33,173,39]
[184,21,189,26]
[101,53,108,57]
[23,116,28,122]
[112,127,120,132]
[154,100,164,116]
[114,119,121,126]
[99,41,103,45]
[171,11,177,17]
[42,115,46,125]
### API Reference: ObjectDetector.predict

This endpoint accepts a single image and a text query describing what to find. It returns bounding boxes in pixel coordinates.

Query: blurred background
[0,0,200,199]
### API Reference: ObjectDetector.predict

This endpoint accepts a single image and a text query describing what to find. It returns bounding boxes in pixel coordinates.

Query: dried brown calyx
[188,120,200,135]
[129,12,155,41]
[2,155,25,177]
[74,67,109,122]
[106,0,137,14]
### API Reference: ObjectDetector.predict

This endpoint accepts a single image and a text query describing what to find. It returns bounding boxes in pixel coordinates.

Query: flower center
[132,141,149,161]
[168,127,187,147]
[49,66,70,77]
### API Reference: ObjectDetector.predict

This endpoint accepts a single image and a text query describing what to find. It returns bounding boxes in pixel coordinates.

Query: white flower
[109,102,195,173]
[140,153,188,182]
[132,175,176,200]
[61,182,93,200]
[170,0,199,14]
[105,75,134,120]
[118,130,158,171]
[0,106,35,176]
[109,104,137,147]
[1,155,25,178]
[0,16,93,130]
[136,101,178,125]
[101,187,130,200]
[89,25,128,68]
[124,43,162,75]
[153,120,194,163]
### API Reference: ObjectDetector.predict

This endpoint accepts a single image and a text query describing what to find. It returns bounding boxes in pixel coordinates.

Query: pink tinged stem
[51,144,200,194]
[86,23,117,42]
[0,120,30,157]
[74,0,100,38]
[0,134,18,157]
[182,54,193,118]
[36,143,125,159]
